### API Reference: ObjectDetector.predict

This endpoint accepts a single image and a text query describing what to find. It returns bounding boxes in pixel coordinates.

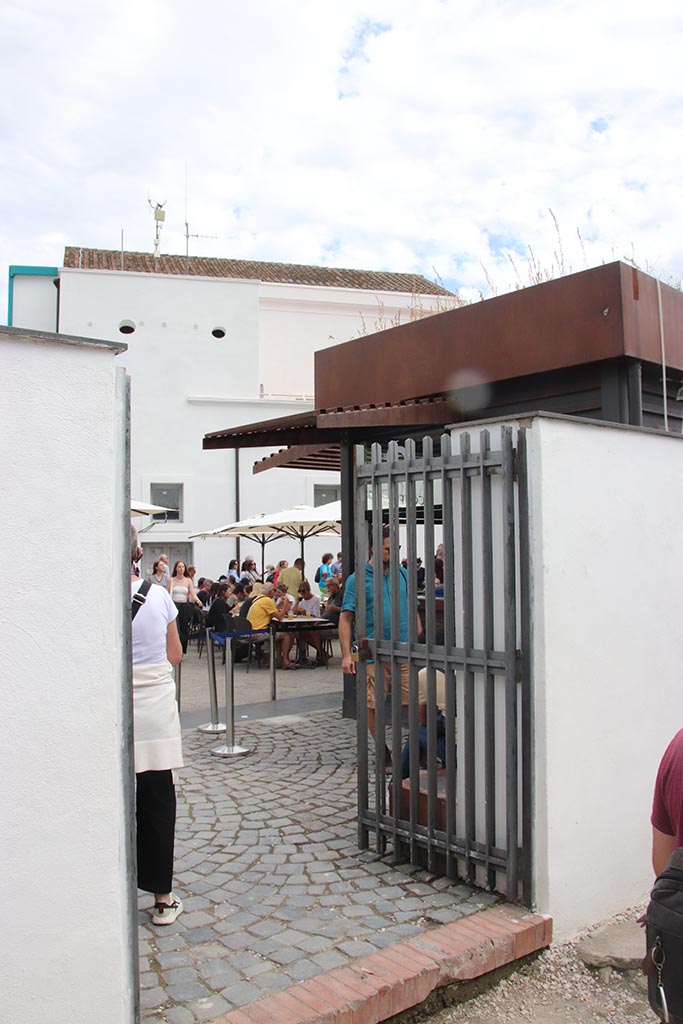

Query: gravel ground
[424,905,652,1024]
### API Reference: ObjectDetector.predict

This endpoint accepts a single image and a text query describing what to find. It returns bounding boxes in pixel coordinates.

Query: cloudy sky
[2,0,682,322]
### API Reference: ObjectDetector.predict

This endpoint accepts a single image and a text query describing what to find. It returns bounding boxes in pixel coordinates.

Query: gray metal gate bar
[502,426,519,900]
[517,428,533,907]
[353,426,531,905]
[480,428,497,892]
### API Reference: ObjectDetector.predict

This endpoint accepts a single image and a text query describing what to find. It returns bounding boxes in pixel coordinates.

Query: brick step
[212,904,552,1024]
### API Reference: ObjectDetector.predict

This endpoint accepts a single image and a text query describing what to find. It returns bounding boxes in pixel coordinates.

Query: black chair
[188,607,206,657]
[218,616,270,671]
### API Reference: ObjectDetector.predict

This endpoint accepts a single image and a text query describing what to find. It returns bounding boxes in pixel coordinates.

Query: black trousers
[175,602,195,653]
[136,769,176,895]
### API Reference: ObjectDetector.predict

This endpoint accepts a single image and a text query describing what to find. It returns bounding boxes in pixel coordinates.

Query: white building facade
[9,252,448,577]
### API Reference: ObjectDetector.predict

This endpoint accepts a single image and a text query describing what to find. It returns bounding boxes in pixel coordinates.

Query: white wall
[1,328,134,1022]
[11,272,58,330]
[526,415,683,936]
[55,267,427,581]
[258,283,444,398]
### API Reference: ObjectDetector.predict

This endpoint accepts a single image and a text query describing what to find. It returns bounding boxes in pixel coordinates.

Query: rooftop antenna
[147,198,166,259]
[184,167,217,273]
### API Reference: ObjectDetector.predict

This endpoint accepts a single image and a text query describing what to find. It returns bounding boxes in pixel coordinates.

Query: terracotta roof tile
[63,247,451,295]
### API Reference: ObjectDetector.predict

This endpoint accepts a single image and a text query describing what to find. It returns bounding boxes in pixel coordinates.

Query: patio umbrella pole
[198,629,227,734]
[211,634,250,757]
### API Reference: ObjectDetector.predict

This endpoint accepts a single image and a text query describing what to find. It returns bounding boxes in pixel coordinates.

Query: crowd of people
[141,550,345,670]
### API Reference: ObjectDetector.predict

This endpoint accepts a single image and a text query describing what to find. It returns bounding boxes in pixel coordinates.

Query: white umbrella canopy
[190,502,342,575]
[190,513,288,578]
[233,502,341,567]
[130,500,175,516]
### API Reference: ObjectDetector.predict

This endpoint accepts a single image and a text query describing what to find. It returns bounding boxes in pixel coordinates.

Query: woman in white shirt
[131,527,184,925]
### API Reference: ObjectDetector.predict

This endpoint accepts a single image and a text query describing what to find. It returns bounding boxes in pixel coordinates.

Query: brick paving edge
[207,904,553,1024]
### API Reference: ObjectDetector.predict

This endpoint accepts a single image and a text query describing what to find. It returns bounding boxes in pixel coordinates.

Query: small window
[211,326,226,339]
[314,484,340,507]
[150,483,183,521]
[119,319,136,334]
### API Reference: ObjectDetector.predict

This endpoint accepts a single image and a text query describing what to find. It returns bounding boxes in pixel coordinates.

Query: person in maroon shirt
[651,728,683,874]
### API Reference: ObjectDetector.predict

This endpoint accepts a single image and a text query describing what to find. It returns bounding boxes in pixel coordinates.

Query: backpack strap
[132,579,152,620]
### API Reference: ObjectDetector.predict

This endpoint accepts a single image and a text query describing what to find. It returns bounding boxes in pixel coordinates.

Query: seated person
[238,582,255,618]
[275,581,295,615]
[293,580,326,664]
[246,582,295,669]
[322,576,343,624]
[230,582,246,616]
[196,578,213,608]
[205,582,234,631]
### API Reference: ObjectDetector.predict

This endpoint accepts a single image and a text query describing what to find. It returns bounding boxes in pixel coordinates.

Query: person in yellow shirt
[246,582,295,668]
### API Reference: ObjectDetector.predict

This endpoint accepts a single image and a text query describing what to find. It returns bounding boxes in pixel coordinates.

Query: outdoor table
[275,616,336,666]
[206,624,272,757]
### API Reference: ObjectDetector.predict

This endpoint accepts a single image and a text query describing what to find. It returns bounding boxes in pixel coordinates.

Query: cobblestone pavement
[138,709,497,1023]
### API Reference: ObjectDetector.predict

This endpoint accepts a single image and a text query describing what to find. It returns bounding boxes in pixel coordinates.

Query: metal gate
[353,425,531,905]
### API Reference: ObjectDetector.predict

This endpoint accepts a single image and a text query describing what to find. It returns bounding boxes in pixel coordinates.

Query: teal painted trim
[7,265,58,326]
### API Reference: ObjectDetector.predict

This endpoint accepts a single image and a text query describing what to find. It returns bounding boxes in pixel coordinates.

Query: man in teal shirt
[339,527,421,737]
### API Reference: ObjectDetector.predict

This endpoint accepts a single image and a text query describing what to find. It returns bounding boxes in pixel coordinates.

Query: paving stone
[218,980,262,1006]
[165,966,200,986]
[139,985,165,1010]
[186,994,232,1020]
[184,927,218,945]
[166,981,212,1002]
[337,938,381,957]
[154,934,189,952]
[163,1006,196,1024]
[196,957,240,980]
[248,919,284,937]
[181,910,215,929]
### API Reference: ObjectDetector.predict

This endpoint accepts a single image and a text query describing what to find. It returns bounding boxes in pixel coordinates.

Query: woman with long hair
[240,558,260,585]
[273,559,288,587]
[148,560,167,587]
[167,560,202,653]
[227,559,240,584]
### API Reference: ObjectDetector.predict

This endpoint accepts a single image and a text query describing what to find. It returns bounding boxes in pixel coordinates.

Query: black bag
[643,847,683,1023]
[314,565,322,583]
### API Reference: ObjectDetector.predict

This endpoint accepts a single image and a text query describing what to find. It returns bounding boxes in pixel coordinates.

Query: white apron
[132,660,184,773]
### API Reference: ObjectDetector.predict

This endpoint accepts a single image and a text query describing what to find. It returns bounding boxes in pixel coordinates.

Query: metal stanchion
[211,632,250,758]
[198,628,227,734]
[270,625,277,701]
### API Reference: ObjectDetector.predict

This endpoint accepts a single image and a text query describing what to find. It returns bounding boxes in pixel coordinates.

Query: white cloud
[2,0,683,323]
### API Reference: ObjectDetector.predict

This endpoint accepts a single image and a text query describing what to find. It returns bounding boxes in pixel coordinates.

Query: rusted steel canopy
[314,262,683,410]
[253,444,341,474]
[202,261,683,465]
[316,396,455,429]
[203,410,330,450]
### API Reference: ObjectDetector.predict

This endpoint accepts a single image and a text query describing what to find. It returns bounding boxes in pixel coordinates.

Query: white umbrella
[190,502,342,575]
[190,513,288,578]
[256,502,341,562]
[130,499,175,516]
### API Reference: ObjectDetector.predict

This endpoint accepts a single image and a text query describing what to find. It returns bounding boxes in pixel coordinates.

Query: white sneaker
[152,894,183,926]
